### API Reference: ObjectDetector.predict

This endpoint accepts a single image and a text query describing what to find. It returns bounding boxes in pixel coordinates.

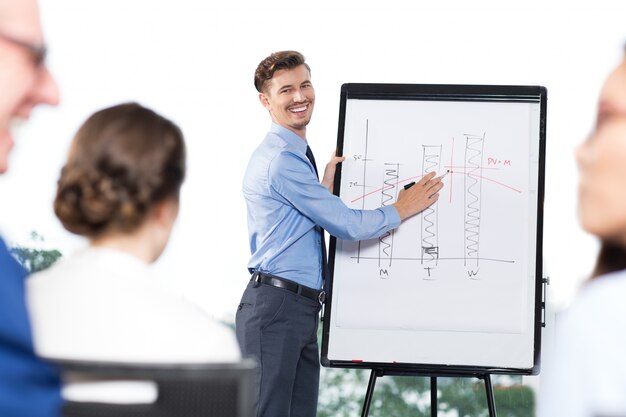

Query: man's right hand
[393,171,444,221]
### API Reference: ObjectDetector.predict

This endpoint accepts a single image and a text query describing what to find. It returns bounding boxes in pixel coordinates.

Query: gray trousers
[236,280,321,417]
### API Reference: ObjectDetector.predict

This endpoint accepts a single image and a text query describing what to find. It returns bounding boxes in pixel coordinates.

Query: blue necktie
[305,146,330,295]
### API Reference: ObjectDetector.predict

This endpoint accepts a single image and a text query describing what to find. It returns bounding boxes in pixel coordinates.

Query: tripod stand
[360,369,497,417]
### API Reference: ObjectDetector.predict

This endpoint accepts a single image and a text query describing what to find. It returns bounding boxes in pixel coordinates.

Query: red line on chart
[466,173,522,193]
[444,165,500,170]
[450,170,521,193]
[350,171,520,204]
[349,174,426,203]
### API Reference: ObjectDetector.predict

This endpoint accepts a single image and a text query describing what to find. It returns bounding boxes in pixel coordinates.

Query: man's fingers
[428,191,441,201]
[428,180,444,193]
[417,171,437,184]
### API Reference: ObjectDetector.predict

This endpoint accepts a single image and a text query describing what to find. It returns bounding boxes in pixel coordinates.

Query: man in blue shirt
[237,50,443,417]
[0,0,62,415]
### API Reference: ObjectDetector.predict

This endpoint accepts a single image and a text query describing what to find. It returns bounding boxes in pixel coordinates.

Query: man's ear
[259,92,271,110]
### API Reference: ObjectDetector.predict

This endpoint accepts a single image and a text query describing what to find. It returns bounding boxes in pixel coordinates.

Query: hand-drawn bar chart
[323,84,546,373]
[333,97,539,335]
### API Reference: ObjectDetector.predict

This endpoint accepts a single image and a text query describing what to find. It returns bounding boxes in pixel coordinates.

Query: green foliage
[318,368,369,417]
[492,383,535,417]
[366,374,431,417]
[318,369,534,417]
[439,377,489,417]
[10,246,62,273]
[9,231,62,273]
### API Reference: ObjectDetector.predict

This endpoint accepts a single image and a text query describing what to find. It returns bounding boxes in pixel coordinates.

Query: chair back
[54,359,257,417]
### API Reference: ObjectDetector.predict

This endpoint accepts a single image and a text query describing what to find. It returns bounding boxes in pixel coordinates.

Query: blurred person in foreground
[0,0,62,415]
[27,103,240,364]
[538,46,626,417]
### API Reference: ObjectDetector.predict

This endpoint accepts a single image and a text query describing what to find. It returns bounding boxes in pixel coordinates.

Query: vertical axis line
[463,138,467,267]
[357,119,369,263]
[477,132,486,268]
[449,136,455,204]
[436,144,442,266]
[389,163,399,267]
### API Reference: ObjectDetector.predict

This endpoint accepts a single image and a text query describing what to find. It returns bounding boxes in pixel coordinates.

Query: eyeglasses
[0,31,47,67]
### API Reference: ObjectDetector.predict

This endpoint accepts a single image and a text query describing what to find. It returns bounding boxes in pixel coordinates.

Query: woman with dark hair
[26,103,240,363]
[538,50,626,417]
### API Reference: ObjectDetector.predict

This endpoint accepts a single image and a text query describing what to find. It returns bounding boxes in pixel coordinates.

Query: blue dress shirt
[243,123,401,290]
[0,237,62,417]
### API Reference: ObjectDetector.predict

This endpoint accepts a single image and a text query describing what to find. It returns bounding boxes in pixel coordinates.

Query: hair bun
[54,103,185,238]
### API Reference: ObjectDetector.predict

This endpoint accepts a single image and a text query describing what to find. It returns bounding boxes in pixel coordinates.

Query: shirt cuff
[381,205,401,228]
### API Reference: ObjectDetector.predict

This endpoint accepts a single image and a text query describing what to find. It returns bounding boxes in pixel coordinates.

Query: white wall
[0,0,624,323]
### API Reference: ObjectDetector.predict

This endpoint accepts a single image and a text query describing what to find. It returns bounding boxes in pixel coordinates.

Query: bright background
[1,0,625,329]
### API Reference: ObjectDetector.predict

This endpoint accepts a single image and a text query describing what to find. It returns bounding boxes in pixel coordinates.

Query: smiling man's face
[259,64,315,139]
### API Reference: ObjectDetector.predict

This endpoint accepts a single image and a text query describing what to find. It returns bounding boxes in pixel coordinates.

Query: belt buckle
[251,271,262,286]
[318,290,326,304]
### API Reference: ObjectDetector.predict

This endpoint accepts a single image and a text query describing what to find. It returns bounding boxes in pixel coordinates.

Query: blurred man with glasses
[0,0,62,415]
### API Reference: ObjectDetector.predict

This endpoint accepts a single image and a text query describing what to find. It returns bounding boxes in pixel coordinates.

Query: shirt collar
[270,122,308,154]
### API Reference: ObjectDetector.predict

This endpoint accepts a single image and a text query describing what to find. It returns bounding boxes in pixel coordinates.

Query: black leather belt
[250,271,325,304]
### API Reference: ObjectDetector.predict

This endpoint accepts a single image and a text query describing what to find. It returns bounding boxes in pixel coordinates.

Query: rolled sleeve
[269,151,400,241]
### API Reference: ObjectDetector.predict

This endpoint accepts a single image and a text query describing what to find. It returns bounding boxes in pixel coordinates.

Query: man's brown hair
[254,50,310,93]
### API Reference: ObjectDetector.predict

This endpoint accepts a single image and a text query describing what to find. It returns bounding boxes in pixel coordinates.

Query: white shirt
[538,269,626,417]
[27,247,241,364]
